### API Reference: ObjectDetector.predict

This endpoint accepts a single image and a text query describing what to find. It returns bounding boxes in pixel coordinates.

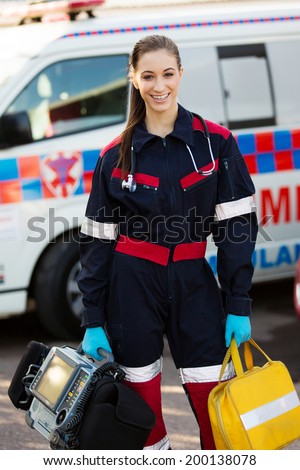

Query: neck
[145,104,178,138]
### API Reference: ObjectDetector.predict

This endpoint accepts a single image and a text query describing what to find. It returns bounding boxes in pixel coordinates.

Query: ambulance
[0,1,299,338]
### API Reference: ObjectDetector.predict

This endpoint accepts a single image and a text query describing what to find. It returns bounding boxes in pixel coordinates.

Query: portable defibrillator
[8,341,155,450]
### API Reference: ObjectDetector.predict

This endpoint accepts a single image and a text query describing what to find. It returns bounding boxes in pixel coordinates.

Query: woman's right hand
[82,326,112,361]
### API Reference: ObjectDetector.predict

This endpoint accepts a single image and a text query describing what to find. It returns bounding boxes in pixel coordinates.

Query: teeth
[152,94,168,100]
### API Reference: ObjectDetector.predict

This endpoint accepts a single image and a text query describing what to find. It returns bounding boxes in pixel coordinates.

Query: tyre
[69,12,77,21]
[34,234,83,340]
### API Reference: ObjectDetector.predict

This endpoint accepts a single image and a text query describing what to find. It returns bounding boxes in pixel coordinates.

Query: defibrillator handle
[76,343,114,366]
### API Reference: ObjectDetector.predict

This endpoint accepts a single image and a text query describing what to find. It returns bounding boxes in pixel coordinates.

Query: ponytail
[118,86,145,176]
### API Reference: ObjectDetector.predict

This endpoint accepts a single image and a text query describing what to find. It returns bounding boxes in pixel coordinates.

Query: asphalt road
[1,279,300,451]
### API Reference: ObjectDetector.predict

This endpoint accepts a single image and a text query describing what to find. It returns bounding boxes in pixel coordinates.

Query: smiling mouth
[151,93,169,102]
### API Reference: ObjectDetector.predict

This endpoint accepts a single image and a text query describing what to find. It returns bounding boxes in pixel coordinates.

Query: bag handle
[219,337,273,382]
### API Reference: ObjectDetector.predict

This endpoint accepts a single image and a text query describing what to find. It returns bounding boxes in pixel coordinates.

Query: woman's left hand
[225,314,251,347]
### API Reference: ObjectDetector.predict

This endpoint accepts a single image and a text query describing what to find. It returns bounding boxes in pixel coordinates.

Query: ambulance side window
[4,54,128,142]
[217,44,276,130]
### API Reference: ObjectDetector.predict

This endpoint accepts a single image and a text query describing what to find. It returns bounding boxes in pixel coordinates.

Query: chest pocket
[109,171,159,215]
[181,170,218,218]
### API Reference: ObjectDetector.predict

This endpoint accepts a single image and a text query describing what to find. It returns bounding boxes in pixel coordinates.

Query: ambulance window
[217,44,276,130]
[4,54,128,142]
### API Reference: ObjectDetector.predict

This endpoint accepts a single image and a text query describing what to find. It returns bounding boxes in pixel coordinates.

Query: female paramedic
[78,35,258,450]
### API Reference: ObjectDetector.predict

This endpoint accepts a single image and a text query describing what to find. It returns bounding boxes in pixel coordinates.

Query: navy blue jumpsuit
[78,104,258,449]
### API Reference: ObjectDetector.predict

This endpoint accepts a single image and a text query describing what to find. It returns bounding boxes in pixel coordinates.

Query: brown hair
[118,35,182,175]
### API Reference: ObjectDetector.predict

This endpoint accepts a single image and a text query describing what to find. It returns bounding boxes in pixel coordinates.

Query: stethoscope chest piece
[122,174,137,192]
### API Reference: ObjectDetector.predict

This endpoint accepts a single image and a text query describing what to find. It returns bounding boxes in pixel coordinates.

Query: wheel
[69,12,77,21]
[87,10,96,18]
[34,234,83,339]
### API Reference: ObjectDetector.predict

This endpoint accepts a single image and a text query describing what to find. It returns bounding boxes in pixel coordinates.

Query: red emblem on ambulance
[41,151,82,198]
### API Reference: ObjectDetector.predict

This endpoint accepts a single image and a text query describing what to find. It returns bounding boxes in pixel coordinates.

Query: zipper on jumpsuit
[223,160,235,200]
[162,137,175,302]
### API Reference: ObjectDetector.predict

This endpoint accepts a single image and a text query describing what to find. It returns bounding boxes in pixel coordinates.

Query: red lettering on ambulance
[261,187,290,224]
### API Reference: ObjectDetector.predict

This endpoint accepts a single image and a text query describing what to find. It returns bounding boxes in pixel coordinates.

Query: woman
[78,35,258,450]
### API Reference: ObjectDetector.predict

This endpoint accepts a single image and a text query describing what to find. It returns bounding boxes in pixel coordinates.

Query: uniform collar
[132,104,195,153]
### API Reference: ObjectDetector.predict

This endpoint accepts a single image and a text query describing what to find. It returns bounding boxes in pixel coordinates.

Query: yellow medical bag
[208,338,300,449]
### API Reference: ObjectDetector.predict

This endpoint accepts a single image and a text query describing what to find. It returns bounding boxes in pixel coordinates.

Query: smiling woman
[0,0,106,25]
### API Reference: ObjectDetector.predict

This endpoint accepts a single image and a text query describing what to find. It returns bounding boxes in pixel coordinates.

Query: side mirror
[0,111,33,148]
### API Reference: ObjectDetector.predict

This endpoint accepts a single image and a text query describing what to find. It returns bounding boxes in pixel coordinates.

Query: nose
[153,77,165,93]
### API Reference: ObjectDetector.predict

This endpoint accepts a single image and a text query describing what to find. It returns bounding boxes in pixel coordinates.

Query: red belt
[115,235,207,266]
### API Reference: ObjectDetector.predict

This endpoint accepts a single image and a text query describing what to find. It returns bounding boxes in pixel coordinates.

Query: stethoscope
[122,113,216,193]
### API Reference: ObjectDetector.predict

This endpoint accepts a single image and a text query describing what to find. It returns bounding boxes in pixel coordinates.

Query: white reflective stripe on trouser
[80,217,118,240]
[240,390,300,431]
[214,195,255,221]
[179,362,235,383]
[119,357,163,382]
[144,436,170,450]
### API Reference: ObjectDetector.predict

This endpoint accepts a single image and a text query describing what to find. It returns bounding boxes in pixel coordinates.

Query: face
[132,48,183,116]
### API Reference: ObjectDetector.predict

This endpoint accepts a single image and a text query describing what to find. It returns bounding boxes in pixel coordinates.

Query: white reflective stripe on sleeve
[120,357,163,383]
[240,390,300,431]
[80,217,118,240]
[215,196,255,221]
[179,361,235,384]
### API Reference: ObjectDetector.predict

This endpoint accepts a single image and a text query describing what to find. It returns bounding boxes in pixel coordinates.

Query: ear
[131,77,139,90]
[179,67,184,79]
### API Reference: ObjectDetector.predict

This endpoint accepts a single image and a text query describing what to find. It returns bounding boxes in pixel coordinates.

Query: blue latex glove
[82,326,112,361]
[225,314,251,348]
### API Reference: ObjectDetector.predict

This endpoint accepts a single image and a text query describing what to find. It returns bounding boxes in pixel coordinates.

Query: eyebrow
[141,67,176,74]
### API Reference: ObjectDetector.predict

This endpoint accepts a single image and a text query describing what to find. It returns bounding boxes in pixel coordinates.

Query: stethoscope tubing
[122,113,215,192]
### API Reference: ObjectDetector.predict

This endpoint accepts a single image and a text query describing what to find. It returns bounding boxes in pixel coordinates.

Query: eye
[142,75,153,80]
[165,72,174,78]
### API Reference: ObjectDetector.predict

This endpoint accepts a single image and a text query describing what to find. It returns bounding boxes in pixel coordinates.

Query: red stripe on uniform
[115,235,170,266]
[192,116,206,132]
[135,173,159,187]
[100,135,122,157]
[180,159,219,190]
[205,120,231,139]
[173,241,207,262]
[111,168,159,188]
[111,167,123,179]
[192,116,230,139]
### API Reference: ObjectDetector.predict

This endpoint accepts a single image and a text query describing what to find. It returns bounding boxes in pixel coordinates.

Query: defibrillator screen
[35,354,75,409]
